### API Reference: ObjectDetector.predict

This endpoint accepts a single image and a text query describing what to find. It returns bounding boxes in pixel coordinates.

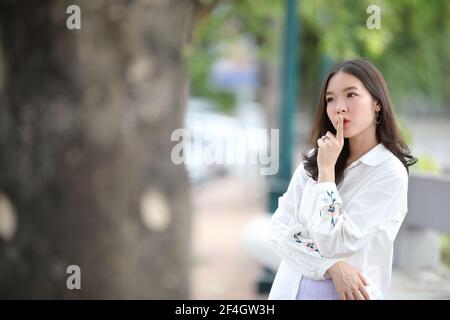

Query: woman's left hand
[326,260,370,300]
[317,114,345,172]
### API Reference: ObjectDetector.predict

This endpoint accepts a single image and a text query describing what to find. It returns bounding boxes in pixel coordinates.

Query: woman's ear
[375,101,381,111]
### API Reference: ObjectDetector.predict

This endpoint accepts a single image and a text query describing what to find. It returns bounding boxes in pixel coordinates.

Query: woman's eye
[326,97,334,103]
[347,93,357,98]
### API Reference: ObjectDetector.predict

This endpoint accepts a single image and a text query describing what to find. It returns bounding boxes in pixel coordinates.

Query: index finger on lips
[336,114,344,143]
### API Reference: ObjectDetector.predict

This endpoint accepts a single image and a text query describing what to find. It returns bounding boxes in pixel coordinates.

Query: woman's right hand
[326,261,370,300]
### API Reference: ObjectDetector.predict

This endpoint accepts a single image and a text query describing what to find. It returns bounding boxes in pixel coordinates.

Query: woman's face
[325,71,380,138]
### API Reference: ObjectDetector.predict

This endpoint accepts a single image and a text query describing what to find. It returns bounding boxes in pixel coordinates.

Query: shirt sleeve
[300,166,408,259]
[268,163,342,280]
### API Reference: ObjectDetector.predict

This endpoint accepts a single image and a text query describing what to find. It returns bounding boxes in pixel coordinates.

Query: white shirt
[268,143,409,300]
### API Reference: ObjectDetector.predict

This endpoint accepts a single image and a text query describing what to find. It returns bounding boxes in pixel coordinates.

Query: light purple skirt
[296,276,339,300]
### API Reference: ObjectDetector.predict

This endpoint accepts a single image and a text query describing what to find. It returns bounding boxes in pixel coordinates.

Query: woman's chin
[343,130,355,138]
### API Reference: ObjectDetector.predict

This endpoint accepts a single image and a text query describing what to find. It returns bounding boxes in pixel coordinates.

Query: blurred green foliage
[411,154,441,174]
[397,117,440,174]
[185,0,283,113]
[186,0,450,115]
[441,235,450,270]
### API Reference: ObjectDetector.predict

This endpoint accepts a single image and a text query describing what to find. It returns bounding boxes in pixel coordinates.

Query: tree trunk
[0,0,195,299]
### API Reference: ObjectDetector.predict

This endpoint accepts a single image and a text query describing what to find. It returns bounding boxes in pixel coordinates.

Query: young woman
[268,59,417,300]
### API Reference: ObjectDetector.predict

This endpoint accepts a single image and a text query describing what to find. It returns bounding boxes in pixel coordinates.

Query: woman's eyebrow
[326,86,358,95]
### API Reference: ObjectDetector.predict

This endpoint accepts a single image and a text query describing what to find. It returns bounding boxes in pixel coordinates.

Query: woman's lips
[343,120,350,127]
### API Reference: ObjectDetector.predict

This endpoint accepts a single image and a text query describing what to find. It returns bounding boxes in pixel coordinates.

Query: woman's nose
[336,100,347,114]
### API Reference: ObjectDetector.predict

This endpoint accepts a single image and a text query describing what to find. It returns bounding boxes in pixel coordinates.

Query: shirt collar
[348,143,391,168]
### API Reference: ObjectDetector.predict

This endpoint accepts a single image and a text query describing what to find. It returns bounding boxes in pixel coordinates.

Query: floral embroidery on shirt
[319,190,339,227]
[293,231,323,257]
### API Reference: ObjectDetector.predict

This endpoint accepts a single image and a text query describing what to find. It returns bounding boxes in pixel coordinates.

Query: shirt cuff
[317,259,342,280]
[311,181,339,194]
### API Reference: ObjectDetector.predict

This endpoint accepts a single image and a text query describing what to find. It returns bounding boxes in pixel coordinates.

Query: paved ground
[190,174,269,300]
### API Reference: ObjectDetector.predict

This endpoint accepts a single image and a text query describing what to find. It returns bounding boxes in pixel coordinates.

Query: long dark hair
[303,59,417,186]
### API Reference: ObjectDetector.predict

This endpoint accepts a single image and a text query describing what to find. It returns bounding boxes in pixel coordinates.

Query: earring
[375,111,381,125]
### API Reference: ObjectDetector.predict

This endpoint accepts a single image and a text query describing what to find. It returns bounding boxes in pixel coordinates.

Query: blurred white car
[183,97,269,184]
[184,98,238,184]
